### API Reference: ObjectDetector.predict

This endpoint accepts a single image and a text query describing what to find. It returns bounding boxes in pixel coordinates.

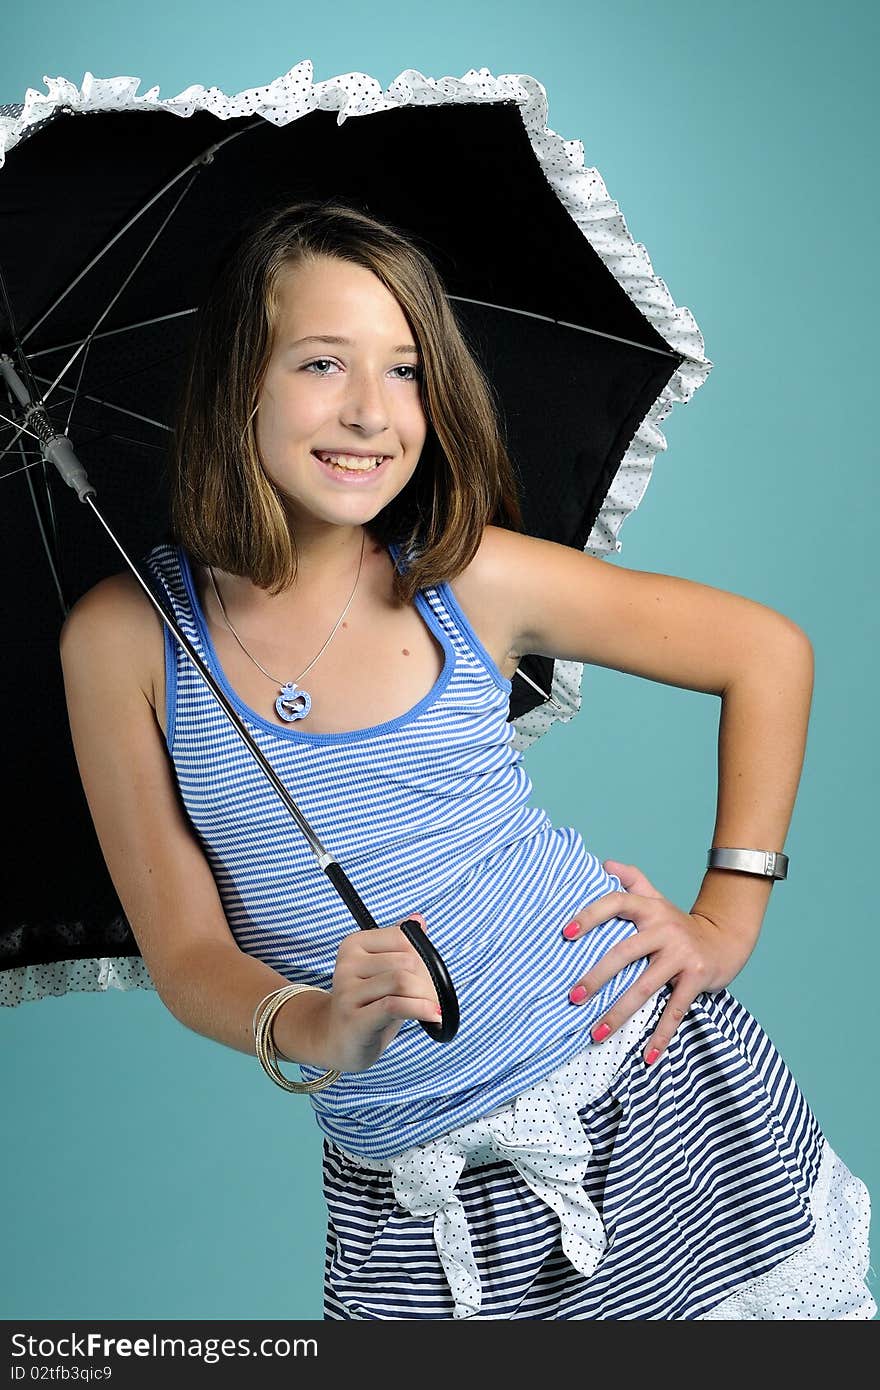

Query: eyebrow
[288,334,419,355]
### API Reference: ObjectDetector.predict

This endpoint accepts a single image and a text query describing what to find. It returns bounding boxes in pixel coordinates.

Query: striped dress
[145,540,875,1320]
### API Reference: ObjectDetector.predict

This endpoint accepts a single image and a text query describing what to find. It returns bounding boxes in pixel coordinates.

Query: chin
[281,495,385,528]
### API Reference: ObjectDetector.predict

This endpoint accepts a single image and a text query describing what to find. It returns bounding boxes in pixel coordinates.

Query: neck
[286,521,368,591]
[211,523,369,611]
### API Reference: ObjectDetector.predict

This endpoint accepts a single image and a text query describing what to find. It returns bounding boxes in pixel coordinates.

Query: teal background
[1,0,877,1321]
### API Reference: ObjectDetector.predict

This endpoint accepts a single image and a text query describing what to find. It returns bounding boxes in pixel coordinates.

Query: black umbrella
[0,63,710,1010]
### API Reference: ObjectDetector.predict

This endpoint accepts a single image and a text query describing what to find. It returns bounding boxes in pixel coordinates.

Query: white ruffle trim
[699,1141,877,1320]
[0,953,155,1007]
[0,61,711,753]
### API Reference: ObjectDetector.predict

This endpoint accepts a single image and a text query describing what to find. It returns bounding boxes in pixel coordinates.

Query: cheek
[255,379,314,448]
[254,383,281,446]
[254,401,271,450]
[406,397,429,447]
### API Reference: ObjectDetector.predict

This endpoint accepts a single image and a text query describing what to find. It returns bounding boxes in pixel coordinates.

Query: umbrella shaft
[0,354,29,408]
[83,495,338,868]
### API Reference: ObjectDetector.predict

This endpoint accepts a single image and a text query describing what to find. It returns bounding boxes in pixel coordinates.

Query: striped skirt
[322,988,875,1319]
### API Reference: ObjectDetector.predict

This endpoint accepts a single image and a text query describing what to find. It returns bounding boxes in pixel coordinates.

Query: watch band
[707,847,788,880]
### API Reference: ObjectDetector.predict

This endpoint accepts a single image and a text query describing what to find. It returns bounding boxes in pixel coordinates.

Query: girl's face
[255,255,428,531]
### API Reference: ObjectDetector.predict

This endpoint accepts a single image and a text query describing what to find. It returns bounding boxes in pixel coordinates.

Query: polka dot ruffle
[0,955,155,1007]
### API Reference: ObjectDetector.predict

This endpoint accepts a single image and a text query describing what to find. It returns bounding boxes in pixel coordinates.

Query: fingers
[398,912,428,932]
[348,966,438,1009]
[570,964,666,1033]
[566,932,650,1005]
[638,980,695,1065]
[351,918,428,954]
[335,923,441,1019]
[575,971,698,1065]
[356,991,443,1026]
[562,892,696,1038]
[336,968,442,1030]
[562,891,634,939]
[346,946,433,980]
[338,922,430,979]
[602,860,664,900]
[563,879,713,1065]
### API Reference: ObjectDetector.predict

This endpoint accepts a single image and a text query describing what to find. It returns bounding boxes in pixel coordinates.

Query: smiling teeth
[315,451,385,470]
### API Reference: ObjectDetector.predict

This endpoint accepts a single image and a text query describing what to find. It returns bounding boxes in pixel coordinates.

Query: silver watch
[707,847,788,881]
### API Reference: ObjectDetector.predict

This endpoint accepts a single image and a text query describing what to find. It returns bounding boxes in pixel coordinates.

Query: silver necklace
[207,530,366,723]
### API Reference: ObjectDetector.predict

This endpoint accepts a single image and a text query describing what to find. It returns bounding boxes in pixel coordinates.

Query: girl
[60,200,874,1321]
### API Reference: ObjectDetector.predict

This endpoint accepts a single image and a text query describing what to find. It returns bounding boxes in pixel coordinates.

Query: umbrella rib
[27,309,197,361]
[22,120,263,347]
[0,451,47,484]
[30,374,172,433]
[63,330,92,438]
[0,404,46,452]
[514,663,564,711]
[68,427,166,453]
[37,168,202,411]
[449,294,693,363]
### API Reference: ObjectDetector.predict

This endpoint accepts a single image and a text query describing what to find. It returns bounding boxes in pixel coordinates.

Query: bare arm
[59,573,439,1076]
[453,526,815,938]
[59,573,330,1062]
[689,639,814,935]
[449,528,815,1061]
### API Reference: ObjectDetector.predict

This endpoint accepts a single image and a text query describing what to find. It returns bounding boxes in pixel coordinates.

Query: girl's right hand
[317,916,442,1072]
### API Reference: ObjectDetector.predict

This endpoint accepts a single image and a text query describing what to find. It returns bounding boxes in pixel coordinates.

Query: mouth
[311,450,393,484]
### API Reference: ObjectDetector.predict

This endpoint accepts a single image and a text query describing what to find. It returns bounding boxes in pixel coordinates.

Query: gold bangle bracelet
[253,984,341,1094]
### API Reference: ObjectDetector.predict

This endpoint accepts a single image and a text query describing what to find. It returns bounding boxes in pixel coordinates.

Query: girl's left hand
[563,859,761,1066]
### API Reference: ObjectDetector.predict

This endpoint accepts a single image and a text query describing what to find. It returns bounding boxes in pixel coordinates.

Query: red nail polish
[562,922,580,939]
[645,1048,661,1066]
[569,984,588,1004]
[592,1021,611,1042]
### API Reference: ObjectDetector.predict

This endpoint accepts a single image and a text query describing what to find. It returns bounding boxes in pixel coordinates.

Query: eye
[303,358,340,375]
[391,364,421,381]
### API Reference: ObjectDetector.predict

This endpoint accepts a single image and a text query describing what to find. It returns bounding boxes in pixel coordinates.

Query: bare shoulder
[450,523,530,587]
[60,570,164,715]
[451,524,572,600]
[446,524,627,677]
[59,571,240,1001]
[445,525,535,677]
[444,525,583,656]
[450,525,809,696]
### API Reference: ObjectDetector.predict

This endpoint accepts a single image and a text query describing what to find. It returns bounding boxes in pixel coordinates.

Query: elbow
[751,599,813,656]
[762,620,815,698]
[771,619,813,662]
[785,622,814,675]
[723,618,813,697]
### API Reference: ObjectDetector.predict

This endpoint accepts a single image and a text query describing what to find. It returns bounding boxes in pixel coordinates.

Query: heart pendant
[275,683,312,722]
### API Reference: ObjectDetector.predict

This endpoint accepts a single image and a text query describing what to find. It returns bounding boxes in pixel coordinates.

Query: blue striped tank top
[144,541,650,1159]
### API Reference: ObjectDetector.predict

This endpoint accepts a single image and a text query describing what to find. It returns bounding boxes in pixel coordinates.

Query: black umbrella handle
[399,917,460,1044]
[323,862,459,1043]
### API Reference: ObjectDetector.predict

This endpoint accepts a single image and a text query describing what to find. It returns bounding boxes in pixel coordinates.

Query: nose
[340,366,391,438]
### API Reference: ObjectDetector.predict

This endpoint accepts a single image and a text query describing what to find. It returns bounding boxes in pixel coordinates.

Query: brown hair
[169,199,523,604]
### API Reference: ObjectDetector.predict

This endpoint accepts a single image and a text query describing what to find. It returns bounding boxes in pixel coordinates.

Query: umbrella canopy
[0,63,710,1006]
